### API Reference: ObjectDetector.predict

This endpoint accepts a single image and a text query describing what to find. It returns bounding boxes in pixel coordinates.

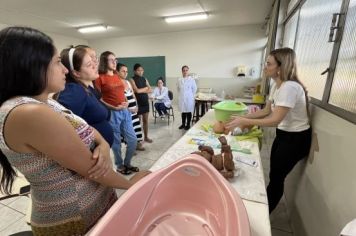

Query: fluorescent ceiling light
[165,12,208,23]
[78,25,107,33]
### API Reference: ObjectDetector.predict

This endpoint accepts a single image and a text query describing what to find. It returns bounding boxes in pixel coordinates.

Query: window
[281,0,356,123]
[328,1,356,113]
[283,10,299,48]
[294,0,343,100]
[287,0,300,13]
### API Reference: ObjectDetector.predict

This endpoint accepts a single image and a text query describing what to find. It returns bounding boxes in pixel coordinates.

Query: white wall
[0,23,88,52]
[89,25,267,98]
[0,23,8,29]
[46,32,88,52]
[284,105,356,236]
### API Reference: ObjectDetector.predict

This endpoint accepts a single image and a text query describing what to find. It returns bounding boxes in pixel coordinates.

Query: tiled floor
[0,106,293,235]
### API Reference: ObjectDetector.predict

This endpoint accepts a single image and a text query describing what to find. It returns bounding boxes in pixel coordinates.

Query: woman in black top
[130,63,153,143]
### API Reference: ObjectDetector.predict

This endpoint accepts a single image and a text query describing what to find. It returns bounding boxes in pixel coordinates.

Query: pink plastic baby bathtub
[88,154,250,236]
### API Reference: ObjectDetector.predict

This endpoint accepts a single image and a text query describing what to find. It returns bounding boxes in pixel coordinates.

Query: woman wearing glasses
[95,52,139,175]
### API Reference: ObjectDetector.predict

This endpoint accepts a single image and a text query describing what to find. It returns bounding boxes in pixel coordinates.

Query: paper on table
[235,154,258,167]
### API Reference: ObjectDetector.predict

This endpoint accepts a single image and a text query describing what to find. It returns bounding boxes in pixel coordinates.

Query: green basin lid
[212,100,247,111]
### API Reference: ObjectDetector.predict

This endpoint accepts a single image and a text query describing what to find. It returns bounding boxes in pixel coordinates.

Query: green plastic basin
[212,100,247,121]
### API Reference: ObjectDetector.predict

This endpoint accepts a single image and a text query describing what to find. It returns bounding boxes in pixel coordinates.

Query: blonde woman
[226,48,312,213]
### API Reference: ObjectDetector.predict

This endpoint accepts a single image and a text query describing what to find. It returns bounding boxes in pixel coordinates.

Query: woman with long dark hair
[226,48,312,213]
[0,27,149,235]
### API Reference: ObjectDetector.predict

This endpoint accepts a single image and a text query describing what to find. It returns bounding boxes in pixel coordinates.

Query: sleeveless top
[0,97,117,235]
[132,75,149,107]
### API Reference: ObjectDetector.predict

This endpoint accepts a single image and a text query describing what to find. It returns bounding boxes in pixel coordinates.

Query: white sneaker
[160,115,165,120]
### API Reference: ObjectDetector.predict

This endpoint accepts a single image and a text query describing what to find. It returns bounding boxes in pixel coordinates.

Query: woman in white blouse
[177,65,197,130]
[152,78,171,118]
[226,48,312,214]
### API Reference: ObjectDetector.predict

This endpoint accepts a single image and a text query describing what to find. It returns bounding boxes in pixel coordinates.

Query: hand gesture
[88,142,112,179]
[225,116,247,132]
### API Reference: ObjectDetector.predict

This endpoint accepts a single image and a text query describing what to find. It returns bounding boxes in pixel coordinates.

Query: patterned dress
[0,97,117,235]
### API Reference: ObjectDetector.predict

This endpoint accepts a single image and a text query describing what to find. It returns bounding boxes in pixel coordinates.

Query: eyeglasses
[83,60,97,68]
[108,58,117,64]
[90,56,98,62]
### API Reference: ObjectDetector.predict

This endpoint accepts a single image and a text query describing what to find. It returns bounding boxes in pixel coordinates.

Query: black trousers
[181,112,192,127]
[267,127,312,213]
[154,102,168,116]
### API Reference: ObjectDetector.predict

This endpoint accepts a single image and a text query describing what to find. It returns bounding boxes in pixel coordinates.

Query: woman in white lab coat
[152,77,171,118]
[177,65,197,130]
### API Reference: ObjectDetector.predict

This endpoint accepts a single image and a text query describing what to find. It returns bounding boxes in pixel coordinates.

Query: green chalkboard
[117,56,165,86]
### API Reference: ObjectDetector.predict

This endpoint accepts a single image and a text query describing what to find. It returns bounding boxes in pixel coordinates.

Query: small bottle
[221,90,226,100]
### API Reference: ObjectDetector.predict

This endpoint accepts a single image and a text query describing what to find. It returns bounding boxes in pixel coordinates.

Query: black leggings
[267,127,312,213]
[181,112,192,127]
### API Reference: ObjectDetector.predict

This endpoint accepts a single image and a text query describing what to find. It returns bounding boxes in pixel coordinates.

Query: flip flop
[126,165,140,172]
[117,166,132,175]
[144,138,153,143]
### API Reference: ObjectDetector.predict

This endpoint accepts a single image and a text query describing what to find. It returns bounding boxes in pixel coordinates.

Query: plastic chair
[152,90,174,125]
